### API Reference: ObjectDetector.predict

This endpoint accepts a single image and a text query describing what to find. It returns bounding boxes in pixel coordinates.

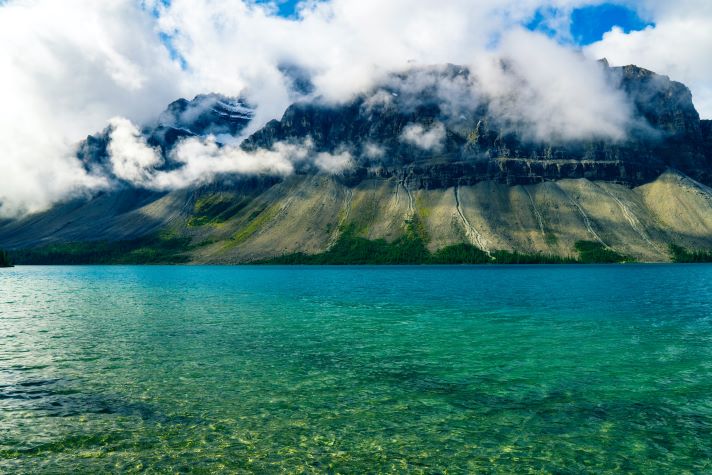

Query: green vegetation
[431,244,576,265]
[6,225,638,266]
[0,249,13,267]
[264,224,429,265]
[261,225,579,265]
[574,241,631,264]
[669,244,712,263]
[10,234,195,265]
[188,194,251,227]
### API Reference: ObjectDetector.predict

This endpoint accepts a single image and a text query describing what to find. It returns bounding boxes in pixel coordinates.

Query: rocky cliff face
[702,119,712,157]
[243,64,712,187]
[75,63,711,190]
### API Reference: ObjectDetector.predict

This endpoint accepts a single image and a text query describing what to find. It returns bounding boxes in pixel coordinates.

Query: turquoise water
[1,265,712,473]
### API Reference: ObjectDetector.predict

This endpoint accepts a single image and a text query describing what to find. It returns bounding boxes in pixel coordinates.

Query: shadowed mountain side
[0,189,190,249]
[4,170,710,263]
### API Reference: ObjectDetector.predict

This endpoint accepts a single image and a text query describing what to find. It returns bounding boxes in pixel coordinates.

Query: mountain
[2,63,712,264]
[77,94,255,180]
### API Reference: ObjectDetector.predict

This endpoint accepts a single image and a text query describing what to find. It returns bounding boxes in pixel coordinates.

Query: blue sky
[569,3,652,44]
[257,1,652,46]
[256,0,302,18]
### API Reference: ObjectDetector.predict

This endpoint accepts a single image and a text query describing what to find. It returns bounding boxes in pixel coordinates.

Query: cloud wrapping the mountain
[1,0,711,216]
[400,123,447,152]
[162,137,356,188]
[314,151,354,175]
[152,137,298,189]
[363,143,386,159]
[108,117,164,185]
[480,30,633,142]
[155,0,606,136]
[107,118,354,190]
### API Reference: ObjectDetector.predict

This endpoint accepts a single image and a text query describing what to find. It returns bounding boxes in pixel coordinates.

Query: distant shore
[5,240,712,266]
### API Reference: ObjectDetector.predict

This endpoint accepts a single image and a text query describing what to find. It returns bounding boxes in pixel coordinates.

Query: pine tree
[0,250,13,267]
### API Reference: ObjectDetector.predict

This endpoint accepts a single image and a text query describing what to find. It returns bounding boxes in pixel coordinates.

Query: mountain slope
[3,170,712,263]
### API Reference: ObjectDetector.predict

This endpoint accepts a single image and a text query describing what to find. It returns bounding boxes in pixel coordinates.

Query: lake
[1,265,711,473]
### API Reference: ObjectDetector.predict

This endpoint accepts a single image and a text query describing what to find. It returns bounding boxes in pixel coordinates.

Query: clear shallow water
[1,265,712,473]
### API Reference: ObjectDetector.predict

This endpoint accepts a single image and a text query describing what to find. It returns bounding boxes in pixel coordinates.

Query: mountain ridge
[2,62,712,264]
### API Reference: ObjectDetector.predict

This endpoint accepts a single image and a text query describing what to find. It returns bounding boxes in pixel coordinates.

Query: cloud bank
[1,0,710,217]
[481,30,633,142]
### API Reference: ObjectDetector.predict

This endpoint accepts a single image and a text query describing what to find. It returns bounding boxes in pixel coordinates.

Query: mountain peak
[157,93,255,137]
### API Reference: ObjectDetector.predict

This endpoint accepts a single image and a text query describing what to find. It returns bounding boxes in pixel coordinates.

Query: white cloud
[363,143,386,159]
[480,29,634,142]
[151,136,299,189]
[0,0,184,216]
[314,151,353,174]
[400,123,447,152]
[108,117,164,185]
[105,118,354,190]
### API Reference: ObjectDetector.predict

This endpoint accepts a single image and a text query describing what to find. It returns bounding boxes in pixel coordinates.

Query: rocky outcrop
[702,119,712,161]
[366,158,658,188]
[76,63,712,190]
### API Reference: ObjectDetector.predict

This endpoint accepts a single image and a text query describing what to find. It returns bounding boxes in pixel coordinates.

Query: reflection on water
[1,265,712,473]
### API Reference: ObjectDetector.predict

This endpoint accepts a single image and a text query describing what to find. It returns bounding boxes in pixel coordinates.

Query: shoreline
[5,240,712,266]
[9,261,712,267]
